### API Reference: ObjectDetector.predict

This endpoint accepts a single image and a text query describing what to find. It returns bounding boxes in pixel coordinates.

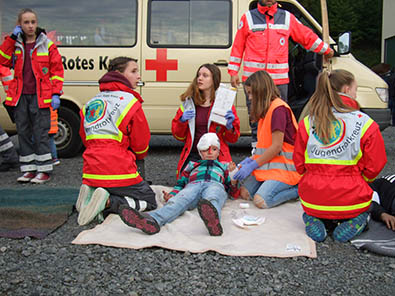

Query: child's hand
[162,191,172,202]
[381,213,395,231]
[228,161,236,172]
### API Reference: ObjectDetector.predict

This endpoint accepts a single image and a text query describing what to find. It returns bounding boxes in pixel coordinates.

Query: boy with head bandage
[119,133,238,236]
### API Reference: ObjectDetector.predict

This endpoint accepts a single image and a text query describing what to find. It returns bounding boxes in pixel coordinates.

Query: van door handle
[214,60,228,67]
[137,81,145,87]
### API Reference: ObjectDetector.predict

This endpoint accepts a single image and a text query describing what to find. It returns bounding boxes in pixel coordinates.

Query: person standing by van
[172,64,240,179]
[233,71,301,209]
[0,65,19,171]
[0,8,64,183]
[293,71,387,243]
[228,0,334,146]
[77,56,157,226]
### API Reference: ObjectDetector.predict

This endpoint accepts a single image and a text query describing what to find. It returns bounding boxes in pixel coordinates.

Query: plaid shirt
[169,159,238,198]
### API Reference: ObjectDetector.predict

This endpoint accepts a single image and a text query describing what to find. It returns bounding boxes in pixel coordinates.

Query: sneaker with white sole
[78,187,110,226]
[17,172,37,183]
[30,172,51,184]
[76,184,95,212]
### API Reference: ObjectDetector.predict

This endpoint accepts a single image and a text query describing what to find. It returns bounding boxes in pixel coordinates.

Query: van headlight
[376,88,389,103]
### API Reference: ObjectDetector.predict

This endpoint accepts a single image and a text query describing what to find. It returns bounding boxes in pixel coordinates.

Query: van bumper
[360,108,391,131]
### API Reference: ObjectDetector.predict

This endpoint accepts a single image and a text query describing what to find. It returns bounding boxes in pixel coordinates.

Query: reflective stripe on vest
[228,64,239,72]
[0,50,11,60]
[303,111,373,166]
[229,56,241,63]
[308,38,328,54]
[244,61,289,70]
[83,172,140,180]
[51,75,64,82]
[174,103,187,141]
[83,91,138,142]
[1,74,13,82]
[135,145,149,155]
[255,147,296,171]
[244,71,288,80]
[300,198,371,212]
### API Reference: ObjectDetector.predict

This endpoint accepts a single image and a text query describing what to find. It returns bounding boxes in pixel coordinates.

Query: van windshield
[0,0,137,47]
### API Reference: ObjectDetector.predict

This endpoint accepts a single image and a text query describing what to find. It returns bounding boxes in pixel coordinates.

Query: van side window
[148,0,232,48]
[0,0,138,47]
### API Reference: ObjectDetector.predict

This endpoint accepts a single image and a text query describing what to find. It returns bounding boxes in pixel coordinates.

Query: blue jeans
[149,181,228,226]
[242,175,298,208]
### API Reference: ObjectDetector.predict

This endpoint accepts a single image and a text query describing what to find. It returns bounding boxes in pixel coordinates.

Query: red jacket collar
[258,2,278,17]
[99,81,143,103]
[99,71,143,103]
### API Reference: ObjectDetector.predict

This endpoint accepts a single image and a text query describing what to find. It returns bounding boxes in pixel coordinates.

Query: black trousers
[102,180,157,218]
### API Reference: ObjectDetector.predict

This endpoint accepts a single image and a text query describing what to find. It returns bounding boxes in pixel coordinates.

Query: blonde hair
[309,70,355,144]
[180,64,221,105]
[329,69,356,93]
[244,70,281,122]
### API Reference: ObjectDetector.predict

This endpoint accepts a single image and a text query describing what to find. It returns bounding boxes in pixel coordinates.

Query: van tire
[56,106,82,158]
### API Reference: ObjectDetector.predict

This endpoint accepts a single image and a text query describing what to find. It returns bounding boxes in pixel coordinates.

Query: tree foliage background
[299,0,383,67]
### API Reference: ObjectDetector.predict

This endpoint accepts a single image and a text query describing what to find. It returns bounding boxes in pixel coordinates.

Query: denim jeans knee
[255,180,298,208]
[149,182,203,226]
[241,175,261,199]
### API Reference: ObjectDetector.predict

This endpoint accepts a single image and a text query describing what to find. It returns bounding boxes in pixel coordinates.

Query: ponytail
[309,70,353,144]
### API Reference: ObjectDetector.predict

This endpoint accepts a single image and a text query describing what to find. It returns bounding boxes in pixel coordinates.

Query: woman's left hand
[225,110,235,130]
[233,159,259,180]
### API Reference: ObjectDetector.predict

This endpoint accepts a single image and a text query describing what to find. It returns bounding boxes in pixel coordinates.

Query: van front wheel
[56,106,83,158]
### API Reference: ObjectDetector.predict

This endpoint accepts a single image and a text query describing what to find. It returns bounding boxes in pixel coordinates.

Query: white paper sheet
[210,83,237,126]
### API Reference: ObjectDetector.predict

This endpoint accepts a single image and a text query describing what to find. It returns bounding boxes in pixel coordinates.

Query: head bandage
[197,133,220,154]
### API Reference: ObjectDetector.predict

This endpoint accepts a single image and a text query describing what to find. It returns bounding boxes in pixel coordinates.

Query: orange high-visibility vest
[49,107,58,134]
[252,98,301,185]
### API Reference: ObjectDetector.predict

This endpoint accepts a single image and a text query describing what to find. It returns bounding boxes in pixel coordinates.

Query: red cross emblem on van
[145,49,178,82]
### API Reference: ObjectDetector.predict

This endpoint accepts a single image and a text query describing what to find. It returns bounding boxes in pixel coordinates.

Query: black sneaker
[119,205,160,235]
[0,162,19,172]
[198,199,223,236]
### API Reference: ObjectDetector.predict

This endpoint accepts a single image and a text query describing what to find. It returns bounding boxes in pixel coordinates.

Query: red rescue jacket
[0,29,64,108]
[293,110,387,220]
[80,72,150,188]
[228,3,331,84]
[172,97,240,179]
[0,65,13,100]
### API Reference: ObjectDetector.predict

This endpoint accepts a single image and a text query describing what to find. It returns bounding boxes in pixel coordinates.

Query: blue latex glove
[180,110,195,123]
[233,159,259,180]
[238,157,254,167]
[225,109,235,130]
[51,94,60,110]
[12,26,22,37]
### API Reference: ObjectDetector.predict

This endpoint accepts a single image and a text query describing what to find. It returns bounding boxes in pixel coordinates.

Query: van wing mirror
[338,31,351,55]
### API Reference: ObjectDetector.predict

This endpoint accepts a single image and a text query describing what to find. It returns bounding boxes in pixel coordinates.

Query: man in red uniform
[228,0,334,144]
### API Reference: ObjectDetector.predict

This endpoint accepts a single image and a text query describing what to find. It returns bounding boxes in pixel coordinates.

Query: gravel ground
[1,128,395,295]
